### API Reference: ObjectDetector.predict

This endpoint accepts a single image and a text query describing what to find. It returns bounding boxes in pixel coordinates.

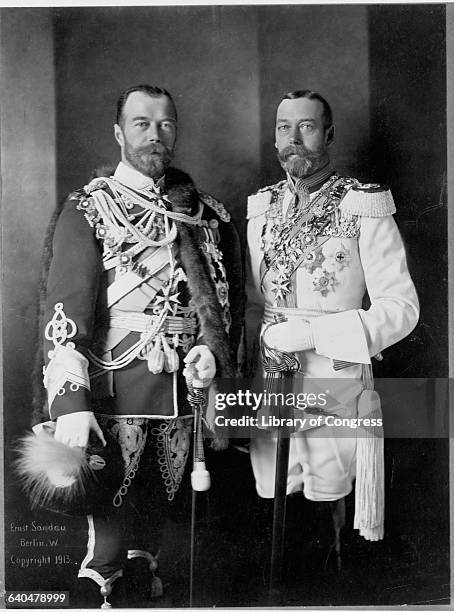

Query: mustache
[135,143,170,157]
[278,144,311,161]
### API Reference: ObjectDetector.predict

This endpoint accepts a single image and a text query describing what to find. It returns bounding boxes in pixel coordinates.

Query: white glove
[54,411,106,448]
[263,320,315,353]
[183,345,216,387]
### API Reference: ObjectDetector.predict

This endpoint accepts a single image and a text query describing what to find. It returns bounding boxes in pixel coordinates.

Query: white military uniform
[246,169,419,540]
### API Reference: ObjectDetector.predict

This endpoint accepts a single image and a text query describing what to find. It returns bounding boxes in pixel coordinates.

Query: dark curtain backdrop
[369,4,447,380]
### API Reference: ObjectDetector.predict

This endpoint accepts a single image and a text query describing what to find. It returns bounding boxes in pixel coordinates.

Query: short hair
[280,90,333,129]
[116,84,177,125]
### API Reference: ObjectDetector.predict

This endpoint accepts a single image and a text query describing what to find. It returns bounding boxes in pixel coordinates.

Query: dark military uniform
[34,162,242,602]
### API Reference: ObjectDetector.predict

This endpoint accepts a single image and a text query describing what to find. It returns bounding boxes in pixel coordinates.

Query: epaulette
[83,177,110,195]
[247,180,285,219]
[339,181,396,217]
[197,190,231,223]
[251,179,286,196]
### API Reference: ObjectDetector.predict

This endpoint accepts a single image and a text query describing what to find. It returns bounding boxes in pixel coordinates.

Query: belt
[109,312,198,335]
[263,304,341,324]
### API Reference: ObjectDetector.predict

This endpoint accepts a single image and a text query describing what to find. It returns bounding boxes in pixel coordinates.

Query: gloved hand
[262,319,315,353]
[183,345,216,387]
[54,411,106,448]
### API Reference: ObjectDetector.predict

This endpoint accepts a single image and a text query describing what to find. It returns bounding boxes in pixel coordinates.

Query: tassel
[100,584,112,609]
[147,335,165,374]
[162,335,179,373]
[150,575,163,599]
[354,388,384,541]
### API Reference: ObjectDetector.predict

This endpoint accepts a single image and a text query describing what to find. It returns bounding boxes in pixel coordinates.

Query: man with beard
[30,85,242,606]
[245,90,418,556]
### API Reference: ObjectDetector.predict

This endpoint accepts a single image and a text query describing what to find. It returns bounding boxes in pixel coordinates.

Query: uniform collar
[286,162,335,195]
[114,161,165,192]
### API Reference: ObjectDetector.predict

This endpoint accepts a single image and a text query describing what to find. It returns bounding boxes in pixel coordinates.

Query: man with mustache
[245,90,419,559]
[29,85,242,606]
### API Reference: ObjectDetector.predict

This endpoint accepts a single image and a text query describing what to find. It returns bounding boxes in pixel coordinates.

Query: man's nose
[147,124,161,142]
[289,127,301,144]
[289,130,301,144]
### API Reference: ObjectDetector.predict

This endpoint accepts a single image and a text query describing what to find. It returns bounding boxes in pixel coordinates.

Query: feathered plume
[14,430,92,512]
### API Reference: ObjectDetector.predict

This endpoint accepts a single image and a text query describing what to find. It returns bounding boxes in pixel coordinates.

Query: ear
[274,142,278,150]
[114,124,124,148]
[325,125,335,146]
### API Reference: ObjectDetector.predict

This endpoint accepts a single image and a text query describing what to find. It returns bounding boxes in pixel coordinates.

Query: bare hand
[54,411,106,448]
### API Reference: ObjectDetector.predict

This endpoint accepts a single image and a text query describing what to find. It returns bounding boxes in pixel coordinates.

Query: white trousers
[250,339,363,501]
[250,425,357,501]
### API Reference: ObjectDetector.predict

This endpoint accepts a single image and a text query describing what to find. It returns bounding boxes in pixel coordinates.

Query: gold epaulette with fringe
[197,190,231,223]
[247,180,285,219]
[340,182,396,217]
[252,179,286,196]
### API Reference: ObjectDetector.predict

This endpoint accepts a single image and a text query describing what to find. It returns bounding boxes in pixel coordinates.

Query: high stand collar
[286,162,336,196]
[114,161,166,193]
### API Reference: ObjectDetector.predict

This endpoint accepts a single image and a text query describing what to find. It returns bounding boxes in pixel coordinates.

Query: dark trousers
[79,417,192,581]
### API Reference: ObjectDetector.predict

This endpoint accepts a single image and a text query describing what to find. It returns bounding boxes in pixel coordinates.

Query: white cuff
[31,421,55,436]
[43,344,90,413]
[311,310,371,364]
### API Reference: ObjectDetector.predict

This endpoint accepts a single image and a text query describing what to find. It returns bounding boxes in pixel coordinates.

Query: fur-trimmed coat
[32,166,243,425]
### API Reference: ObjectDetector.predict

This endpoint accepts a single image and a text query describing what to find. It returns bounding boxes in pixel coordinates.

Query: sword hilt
[185,367,211,492]
[261,315,300,375]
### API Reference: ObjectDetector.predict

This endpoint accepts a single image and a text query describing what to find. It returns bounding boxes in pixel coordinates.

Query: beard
[124,142,173,179]
[277,144,328,179]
